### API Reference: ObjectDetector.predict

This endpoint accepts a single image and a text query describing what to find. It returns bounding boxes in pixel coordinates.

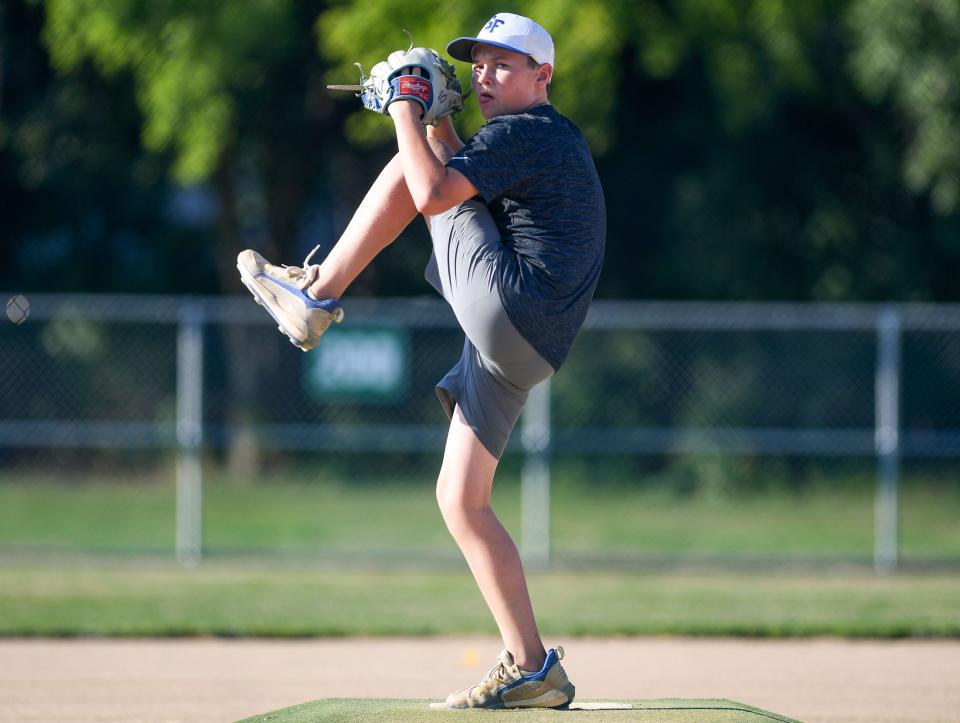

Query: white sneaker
[442,647,575,710]
[237,246,343,351]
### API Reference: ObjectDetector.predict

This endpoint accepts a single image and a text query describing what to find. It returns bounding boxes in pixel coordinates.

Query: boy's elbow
[411,192,433,215]
[414,187,452,216]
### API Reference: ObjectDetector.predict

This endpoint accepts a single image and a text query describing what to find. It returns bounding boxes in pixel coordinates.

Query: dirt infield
[2,637,958,722]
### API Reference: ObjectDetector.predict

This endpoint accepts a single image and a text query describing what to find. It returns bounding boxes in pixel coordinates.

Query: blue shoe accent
[255,273,342,314]
[497,649,559,697]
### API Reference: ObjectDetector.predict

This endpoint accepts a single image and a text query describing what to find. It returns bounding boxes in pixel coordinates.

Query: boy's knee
[436,477,486,529]
[438,503,481,540]
[435,479,461,521]
[436,492,466,536]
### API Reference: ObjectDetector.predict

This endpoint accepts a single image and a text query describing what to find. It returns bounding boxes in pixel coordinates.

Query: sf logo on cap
[484,15,505,32]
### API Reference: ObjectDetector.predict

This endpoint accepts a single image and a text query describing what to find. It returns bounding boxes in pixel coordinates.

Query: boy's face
[470,43,551,119]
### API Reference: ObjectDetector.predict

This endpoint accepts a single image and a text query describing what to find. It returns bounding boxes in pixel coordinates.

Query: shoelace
[281,244,321,282]
[478,658,515,693]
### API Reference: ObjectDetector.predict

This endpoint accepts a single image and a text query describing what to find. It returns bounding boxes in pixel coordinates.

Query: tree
[1,0,187,294]
[43,0,339,291]
[13,0,959,303]
[317,1,627,153]
[848,0,960,214]
[316,1,960,303]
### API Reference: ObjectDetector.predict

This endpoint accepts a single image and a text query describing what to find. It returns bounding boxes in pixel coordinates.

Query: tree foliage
[317,1,623,153]
[2,0,957,301]
[318,1,832,152]
[847,0,960,214]
[45,0,298,183]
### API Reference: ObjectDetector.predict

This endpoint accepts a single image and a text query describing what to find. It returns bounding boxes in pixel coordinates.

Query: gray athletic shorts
[425,199,554,459]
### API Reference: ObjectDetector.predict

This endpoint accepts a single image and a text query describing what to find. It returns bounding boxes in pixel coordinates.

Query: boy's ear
[537,64,553,85]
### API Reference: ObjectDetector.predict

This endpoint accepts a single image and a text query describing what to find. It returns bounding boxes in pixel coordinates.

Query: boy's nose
[475,65,493,85]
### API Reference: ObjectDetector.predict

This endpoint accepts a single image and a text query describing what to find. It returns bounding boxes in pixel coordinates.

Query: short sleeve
[446,117,532,203]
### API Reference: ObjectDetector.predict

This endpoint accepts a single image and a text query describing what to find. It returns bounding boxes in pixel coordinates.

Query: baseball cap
[447,13,555,68]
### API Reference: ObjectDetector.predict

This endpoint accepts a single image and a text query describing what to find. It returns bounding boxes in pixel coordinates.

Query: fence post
[176,300,204,567]
[874,307,901,572]
[521,377,552,569]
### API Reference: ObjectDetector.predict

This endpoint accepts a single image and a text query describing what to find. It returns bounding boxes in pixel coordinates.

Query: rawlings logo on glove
[396,76,432,105]
[355,45,463,126]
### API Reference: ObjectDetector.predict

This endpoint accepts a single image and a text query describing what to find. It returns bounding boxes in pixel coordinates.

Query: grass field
[1,564,958,637]
[238,699,799,722]
[2,471,958,639]
[1,472,959,561]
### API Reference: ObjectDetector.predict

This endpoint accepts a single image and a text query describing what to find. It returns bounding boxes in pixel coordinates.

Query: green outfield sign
[304,327,410,402]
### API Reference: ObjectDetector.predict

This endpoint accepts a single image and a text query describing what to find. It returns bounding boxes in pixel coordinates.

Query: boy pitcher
[238,12,605,710]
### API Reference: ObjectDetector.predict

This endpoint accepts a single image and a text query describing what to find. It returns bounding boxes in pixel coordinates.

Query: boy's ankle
[515,652,547,673]
[308,272,338,302]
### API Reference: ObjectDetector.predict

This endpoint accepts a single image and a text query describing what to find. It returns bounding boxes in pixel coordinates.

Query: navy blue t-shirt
[447,104,605,370]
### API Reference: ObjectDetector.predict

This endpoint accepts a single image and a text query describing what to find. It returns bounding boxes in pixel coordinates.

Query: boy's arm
[389,102,477,216]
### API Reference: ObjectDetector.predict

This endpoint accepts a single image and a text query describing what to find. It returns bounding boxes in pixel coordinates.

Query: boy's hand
[360,47,463,126]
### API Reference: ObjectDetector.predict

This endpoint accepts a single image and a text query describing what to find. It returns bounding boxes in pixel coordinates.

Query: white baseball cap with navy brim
[447,13,555,67]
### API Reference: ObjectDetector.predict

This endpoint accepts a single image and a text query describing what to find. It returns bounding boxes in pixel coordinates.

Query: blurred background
[2,0,959,580]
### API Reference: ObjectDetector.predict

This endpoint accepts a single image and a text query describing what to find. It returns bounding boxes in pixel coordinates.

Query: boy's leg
[424,153,558,674]
[436,405,546,672]
[237,142,442,350]
[309,153,419,300]
[436,404,575,710]
[236,152,418,349]
[316,137,558,681]
[310,134,453,300]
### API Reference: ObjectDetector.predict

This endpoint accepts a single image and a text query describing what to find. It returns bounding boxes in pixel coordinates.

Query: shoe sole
[507,689,572,709]
[435,685,574,711]
[433,701,571,711]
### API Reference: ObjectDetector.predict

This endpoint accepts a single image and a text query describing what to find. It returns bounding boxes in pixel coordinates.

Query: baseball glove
[359,47,464,126]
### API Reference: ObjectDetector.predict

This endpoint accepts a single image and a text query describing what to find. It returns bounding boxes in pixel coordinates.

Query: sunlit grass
[0,471,956,560]
[1,564,957,637]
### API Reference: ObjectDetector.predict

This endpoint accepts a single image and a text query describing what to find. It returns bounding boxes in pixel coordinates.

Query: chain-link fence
[2,294,958,569]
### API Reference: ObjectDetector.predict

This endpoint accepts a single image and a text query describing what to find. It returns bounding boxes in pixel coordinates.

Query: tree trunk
[213,150,268,481]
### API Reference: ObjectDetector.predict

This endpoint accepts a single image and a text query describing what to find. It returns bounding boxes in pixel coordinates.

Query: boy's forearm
[389,102,449,211]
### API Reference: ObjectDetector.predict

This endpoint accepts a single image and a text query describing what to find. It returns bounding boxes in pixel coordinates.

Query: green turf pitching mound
[239,698,799,722]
